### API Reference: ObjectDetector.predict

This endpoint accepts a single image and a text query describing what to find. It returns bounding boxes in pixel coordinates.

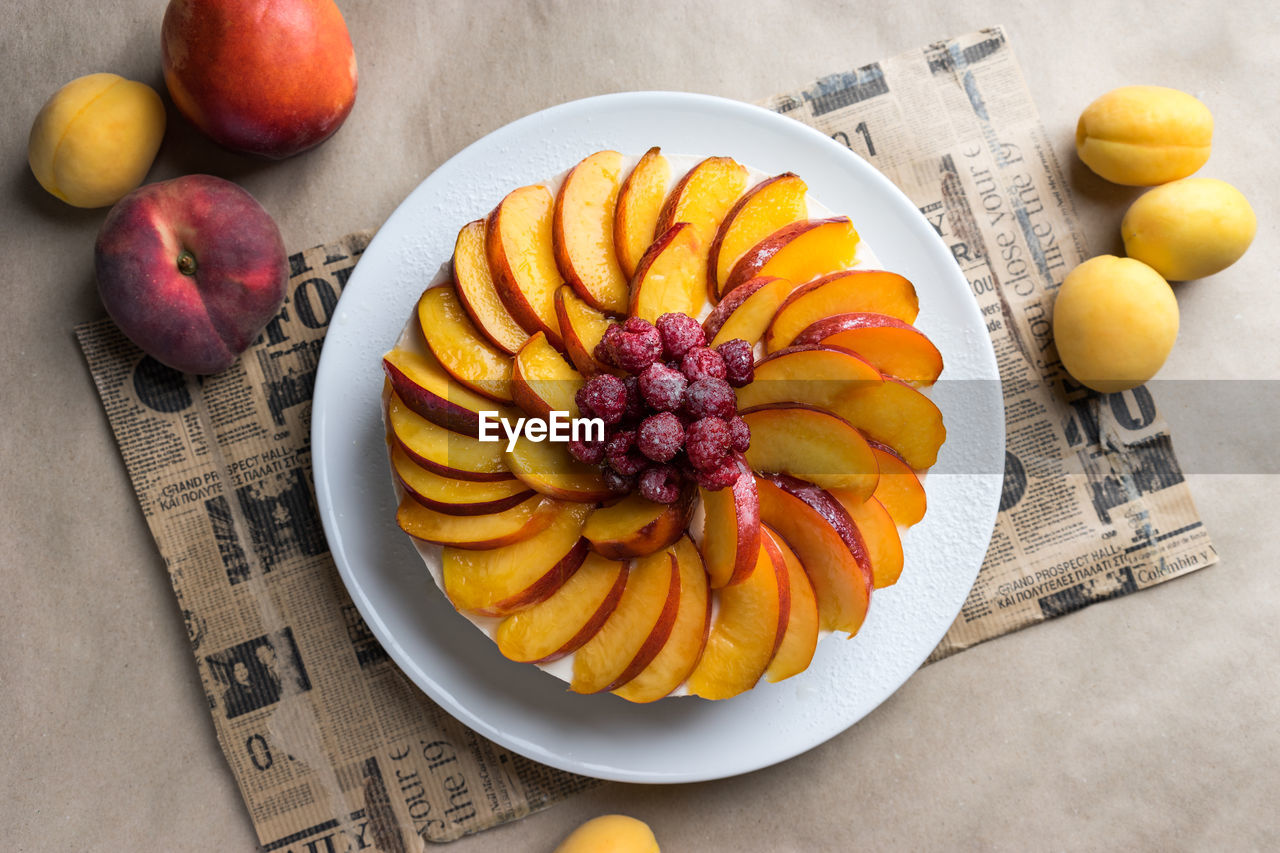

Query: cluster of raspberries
[569,312,755,502]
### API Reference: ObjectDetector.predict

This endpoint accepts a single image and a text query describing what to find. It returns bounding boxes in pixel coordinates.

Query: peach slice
[390,443,532,516]
[486,184,564,347]
[584,488,693,560]
[511,331,585,421]
[554,285,617,377]
[554,150,629,314]
[613,536,711,703]
[452,219,528,355]
[708,172,807,298]
[383,336,511,438]
[868,440,927,527]
[791,312,943,386]
[831,492,904,588]
[571,546,681,694]
[765,270,920,353]
[724,217,860,296]
[614,147,671,279]
[505,434,613,502]
[686,531,790,700]
[756,475,872,635]
[703,276,798,348]
[386,391,513,482]
[829,379,946,470]
[736,345,943,469]
[770,473,875,586]
[396,494,558,550]
[442,501,592,616]
[629,222,702,323]
[762,525,819,683]
[654,156,748,311]
[655,156,749,236]
[734,345,882,414]
[698,454,761,588]
[417,286,514,403]
[740,406,879,500]
[494,552,627,663]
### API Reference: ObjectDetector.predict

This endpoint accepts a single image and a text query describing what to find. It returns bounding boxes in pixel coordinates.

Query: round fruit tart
[381,150,945,703]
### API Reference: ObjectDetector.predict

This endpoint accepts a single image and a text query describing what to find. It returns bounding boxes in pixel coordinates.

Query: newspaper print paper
[78,233,598,849]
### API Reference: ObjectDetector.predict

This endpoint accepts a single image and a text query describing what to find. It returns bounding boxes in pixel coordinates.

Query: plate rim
[312,90,1004,783]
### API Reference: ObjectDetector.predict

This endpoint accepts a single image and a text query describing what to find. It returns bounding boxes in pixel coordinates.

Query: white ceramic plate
[312,92,1003,783]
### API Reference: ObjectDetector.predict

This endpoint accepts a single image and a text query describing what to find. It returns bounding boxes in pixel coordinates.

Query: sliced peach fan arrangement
[382,149,947,703]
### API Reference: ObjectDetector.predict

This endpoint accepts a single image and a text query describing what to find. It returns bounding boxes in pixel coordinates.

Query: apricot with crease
[28,73,165,208]
[1075,85,1212,186]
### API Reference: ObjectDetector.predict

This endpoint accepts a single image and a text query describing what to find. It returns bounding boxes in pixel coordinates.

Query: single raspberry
[637,412,685,462]
[605,430,647,475]
[638,362,687,412]
[681,346,727,382]
[602,467,636,493]
[613,317,663,373]
[727,416,751,453]
[683,376,737,420]
[685,417,731,471]
[567,436,605,465]
[594,323,623,367]
[621,375,646,420]
[656,312,706,360]
[575,374,627,424]
[695,458,741,490]
[717,338,755,387]
[639,464,684,503]
[623,316,657,336]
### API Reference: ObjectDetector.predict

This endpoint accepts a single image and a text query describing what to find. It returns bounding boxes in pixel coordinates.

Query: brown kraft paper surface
[75,26,1214,849]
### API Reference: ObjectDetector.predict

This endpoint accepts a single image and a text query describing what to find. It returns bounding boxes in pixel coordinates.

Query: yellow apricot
[1075,86,1212,186]
[1053,256,1178,394]
[28,73,166,208]
[554,814,660,853]
[1122,178,1256,281]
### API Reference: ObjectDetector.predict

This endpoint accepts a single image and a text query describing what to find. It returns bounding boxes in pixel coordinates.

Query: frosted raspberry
[685,417,731,471]
[637,412,685,462]
[567,436,605,465]
[695,458,741,490]
[727,416,751,453]
[605,429,647,475]
[656,312,706,360]
[613,317,663,373]
[575,374,627,424]
[717,338,755,387]
[638,363,687,412]
[681,346,727,382]
[683,376,737,420]
[594,324,623,368]
[639,464,683,503]
[602,467,636,493]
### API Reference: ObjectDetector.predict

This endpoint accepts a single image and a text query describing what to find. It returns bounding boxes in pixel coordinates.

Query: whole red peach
[162,0,358,159]
[95,175,288,374]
